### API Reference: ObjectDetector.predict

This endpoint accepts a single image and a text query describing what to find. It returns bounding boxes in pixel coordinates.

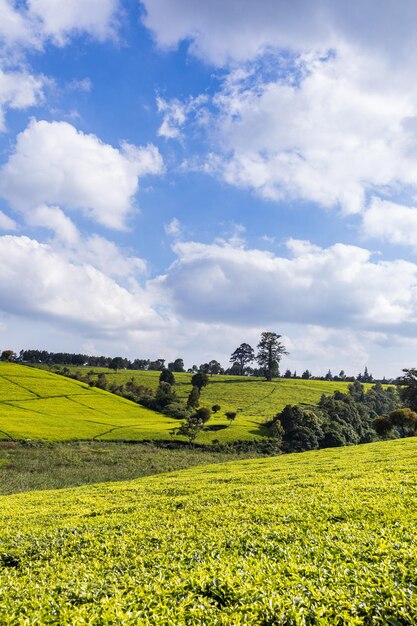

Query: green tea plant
[1,438,417,623]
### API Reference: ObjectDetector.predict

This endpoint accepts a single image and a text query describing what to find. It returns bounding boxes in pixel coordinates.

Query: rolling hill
[0,363,178,442]
[0,363,383,443]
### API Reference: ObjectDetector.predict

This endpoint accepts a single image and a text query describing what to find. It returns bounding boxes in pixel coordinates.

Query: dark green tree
[159,369,175,385]
[191,372,209,391]
[187,386,200,408]
[225,411,237,425]
[388,407,417,438]
[256,332,288,382]
[109,356,125,372]
[275,405,323,452]
[229,343,255,375]
[154,382,177,408]
[0,350,15,362]
[168,358,185,372]
[398,368,417,412]
[208,360,223,375]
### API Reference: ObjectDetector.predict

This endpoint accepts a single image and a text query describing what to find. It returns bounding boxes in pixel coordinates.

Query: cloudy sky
[1,0,417,376]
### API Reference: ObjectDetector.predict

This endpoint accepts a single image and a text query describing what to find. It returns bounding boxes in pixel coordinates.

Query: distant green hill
[1,438,417,623]
[0,363,383,443]
[0,363,178,442]
[46,365,379,442]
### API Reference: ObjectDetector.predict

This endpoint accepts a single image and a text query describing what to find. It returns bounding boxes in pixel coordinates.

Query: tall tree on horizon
[256,332,288,382]
[229,343,255,375]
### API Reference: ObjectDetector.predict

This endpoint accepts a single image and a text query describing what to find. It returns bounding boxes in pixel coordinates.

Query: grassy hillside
[44,365,374,443]
[0,363,179,442]
[0,363,384,443]
[1,438,417,624]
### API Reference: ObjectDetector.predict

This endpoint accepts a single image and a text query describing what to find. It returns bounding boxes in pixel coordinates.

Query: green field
[0,441,265,495]
[43,365,374,443]
[0,363,179,442]
[1,437,417,624]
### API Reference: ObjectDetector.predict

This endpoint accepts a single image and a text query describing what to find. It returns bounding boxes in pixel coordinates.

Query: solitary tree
[229,343,255,375]
[225,411,237,425]
[191,372,209,391]
[160,369,175,385]
[256,332,288,382]
[0,350,15,362]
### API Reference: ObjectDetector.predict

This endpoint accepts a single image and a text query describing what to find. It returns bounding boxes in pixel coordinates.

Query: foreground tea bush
[1,438,417,624]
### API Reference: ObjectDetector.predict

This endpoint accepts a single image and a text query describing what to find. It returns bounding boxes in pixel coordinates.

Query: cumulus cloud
[362,198,417,250]
[0,119,163,229]
[142,0,417,67]
[26,206,147,279]
[160,238,417,333]
[27,0,119,46]
[0,235,159,334]
[145,1,417,216]
[0,68,45,131]
[28,204,79,244]
[0,0,119,49]
[0,0,34,48]
[197,47,417,214]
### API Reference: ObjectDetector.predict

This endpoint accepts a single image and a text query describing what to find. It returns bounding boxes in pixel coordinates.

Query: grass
[0,441,265,495]
[0,362,179,442]
[1,437,417,624]
[0,363,383,443]
[46,365,379,443]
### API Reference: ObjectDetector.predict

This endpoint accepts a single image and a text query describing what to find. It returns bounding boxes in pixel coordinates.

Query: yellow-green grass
[48,366,378,443]
[0,363,179,442]
[1,438,417,624]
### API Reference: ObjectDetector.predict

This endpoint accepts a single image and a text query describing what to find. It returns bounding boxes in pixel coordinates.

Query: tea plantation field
[44,365,374,443]
[1,438,417,624]
[0,363,178,442]
[0,363,381,443]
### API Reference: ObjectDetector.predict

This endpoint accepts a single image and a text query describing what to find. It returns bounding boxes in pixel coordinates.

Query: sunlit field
[1,438,416,624]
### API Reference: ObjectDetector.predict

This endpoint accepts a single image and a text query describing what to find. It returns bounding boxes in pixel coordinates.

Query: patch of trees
[269,381,401,453]
[17,350,183,372]
[228,332,288,380]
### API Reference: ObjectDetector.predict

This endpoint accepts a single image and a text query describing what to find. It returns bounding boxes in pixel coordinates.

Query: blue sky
[1,0,417,377]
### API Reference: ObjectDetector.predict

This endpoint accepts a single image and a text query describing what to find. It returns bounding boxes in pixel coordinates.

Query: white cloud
[203,47,417,214]
[160,238,417,333]
[0,0,35,48]
[0,0,119,49]
[77,234,147,279]
[0,119,163,229]
[164,217,182,237]
[362,198,417,250]
[66,78,92,92]
[145,2,417,216]
[142,0,417,67]
[26,206,147,279]
[157,97,186,139]
[0,235,159,334]
[0,68,45,131]
[156,94,209,140]
[27,0,119,45]
[28,204,79,244]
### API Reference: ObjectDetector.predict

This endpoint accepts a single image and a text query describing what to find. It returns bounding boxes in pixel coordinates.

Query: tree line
[1,332,391,382]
